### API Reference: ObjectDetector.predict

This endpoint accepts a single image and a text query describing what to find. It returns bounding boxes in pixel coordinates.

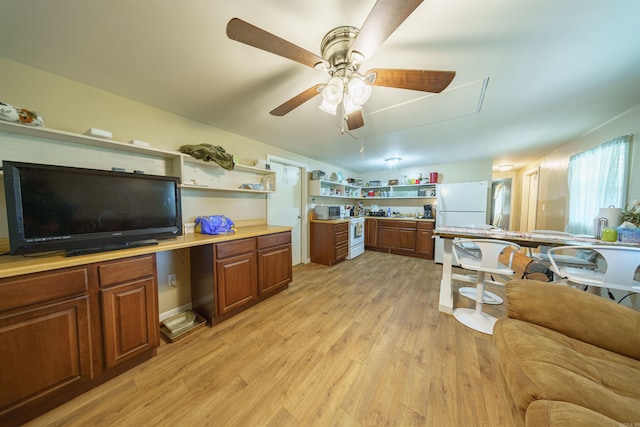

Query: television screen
[3,161,182,255]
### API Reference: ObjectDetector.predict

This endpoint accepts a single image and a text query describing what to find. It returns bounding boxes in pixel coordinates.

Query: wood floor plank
[25,251,514,427]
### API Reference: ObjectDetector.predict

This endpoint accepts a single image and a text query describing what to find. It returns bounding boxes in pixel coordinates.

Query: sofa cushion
[525,400,626,427]
[494,318,640,423]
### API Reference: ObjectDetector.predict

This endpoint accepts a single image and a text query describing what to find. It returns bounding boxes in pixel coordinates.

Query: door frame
[266,154,309,264]
[520,167,540,232]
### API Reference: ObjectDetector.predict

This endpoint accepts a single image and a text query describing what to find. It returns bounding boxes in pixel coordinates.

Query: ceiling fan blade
[366,68,456,93]
[348,0,424,61]
[227,18,324,69]
[346,110,365,130]
[270,84,323,116]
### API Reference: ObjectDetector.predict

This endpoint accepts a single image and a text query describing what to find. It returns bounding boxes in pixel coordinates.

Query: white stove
[347,217,365,260]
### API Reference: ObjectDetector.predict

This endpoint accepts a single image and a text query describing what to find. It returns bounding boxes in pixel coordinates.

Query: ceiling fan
[226,0,456,131]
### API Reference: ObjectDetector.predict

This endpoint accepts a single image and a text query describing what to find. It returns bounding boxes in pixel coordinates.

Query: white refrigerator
[434,181,489,263]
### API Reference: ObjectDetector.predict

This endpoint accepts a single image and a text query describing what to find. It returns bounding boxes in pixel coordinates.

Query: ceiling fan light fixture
[348,76,372,106]
[350,51,365,64]
[385,157,402,167]
[343,94,361,115]
[322,76,344,105]
[319,99,338,115]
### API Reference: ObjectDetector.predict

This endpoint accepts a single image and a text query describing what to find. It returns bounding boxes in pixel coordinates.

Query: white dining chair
[452,239,521,335]
[454,224,506,304]
[546,245,640,292]
[527,230,597,269]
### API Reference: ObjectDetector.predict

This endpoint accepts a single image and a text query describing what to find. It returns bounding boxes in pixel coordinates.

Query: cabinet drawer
[378,220,416,228]
[335,231,349,245]
[98,255,156,287]
[335,222,349,232]
[0,267,89,312]
[215,238,256,259]
[418,221,434,230]
[257,232,291,249]
[335,244,349,260]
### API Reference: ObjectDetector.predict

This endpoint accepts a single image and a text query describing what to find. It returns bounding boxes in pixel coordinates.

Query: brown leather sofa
[493,279,640,426]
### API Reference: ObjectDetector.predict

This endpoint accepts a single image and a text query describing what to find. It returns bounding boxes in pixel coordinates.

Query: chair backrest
[454,239,521,270]
[547,245,640,291]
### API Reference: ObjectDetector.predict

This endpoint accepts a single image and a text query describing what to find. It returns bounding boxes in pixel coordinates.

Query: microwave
[315,205,345,220]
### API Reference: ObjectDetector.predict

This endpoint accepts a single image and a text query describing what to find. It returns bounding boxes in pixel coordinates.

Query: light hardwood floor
[27,251,515,427]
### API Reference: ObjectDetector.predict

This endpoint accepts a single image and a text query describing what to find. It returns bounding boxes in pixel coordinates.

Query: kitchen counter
[310,219,351,224]
[0,224,292,279]
[365,216,436,222]
[311,217,435,223]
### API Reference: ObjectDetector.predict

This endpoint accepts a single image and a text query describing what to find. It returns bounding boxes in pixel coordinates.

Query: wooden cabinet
[99,255,159,370]
[367,219,435,259]
[378,220,416,253]
[257,232,292,296]
[416,222,435,260]
[0,267,92,425]
[0,255,159,426]
[365,219,378,248]
[190,232,292,324]
[216,246,258,315]
[310,221,349,266]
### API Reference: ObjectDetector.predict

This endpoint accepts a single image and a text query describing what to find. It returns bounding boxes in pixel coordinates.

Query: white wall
[0,58,507,315]
[0,58,356,316]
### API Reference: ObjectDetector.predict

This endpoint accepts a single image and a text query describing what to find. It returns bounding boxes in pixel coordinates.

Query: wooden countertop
[310,219,351,224]
[0,224,292,279]
[311,217,435,223]
[364,217,436,222]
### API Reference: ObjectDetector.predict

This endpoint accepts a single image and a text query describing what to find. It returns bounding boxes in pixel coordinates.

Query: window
[566,135,630,235]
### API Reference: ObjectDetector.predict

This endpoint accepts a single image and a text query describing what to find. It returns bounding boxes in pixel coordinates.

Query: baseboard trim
[159,302,193,322]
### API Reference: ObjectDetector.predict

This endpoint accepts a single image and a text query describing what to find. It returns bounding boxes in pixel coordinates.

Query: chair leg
[458,286,503,304]
[475,271,485,314]
[453,271,498,335]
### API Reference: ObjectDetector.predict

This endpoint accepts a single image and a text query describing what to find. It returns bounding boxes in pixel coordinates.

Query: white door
[521,169,539,231]
[267,160,303,266]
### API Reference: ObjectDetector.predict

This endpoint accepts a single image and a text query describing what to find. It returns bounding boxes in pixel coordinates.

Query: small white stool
[452,239,520,335]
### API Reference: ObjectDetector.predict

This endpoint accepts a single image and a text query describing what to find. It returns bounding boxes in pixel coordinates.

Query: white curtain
[566,135,630,235]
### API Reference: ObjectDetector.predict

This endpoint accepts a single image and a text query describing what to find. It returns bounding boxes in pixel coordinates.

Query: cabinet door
[0,296,91,417]
[101,278,158,370]
[378,227,396,249]
[258,244,292,295]
[365,219,378,247]
[216,252,258,315]
[397,228,417,252]
[416,224,435,259]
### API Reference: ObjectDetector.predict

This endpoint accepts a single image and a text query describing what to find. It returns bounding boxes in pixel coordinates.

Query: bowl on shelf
[388,179,399,185]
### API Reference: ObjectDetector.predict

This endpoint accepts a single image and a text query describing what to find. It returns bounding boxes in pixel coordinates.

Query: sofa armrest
[504,279,640,360]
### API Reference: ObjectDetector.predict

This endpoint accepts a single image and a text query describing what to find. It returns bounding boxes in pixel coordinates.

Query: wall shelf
[0,121,276,194]
[308,179,360,198]
[308,176,438,201]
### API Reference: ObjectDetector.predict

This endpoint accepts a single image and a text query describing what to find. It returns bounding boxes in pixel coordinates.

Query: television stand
[65,239,159,257]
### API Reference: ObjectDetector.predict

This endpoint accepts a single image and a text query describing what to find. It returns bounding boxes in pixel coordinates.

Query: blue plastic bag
[194,215,236,235]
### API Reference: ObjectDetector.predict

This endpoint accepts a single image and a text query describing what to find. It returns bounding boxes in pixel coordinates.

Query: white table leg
[438,238,454,314]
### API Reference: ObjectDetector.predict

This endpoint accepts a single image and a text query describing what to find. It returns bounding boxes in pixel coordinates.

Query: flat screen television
[3,160,182,256]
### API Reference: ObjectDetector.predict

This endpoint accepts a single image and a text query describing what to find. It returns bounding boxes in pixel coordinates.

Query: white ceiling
[1,0,639,173]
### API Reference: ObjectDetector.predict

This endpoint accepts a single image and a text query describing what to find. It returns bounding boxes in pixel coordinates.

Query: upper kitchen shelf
[308,176,437,200]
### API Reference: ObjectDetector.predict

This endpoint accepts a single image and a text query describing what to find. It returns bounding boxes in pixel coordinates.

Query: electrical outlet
[168,274,177,287]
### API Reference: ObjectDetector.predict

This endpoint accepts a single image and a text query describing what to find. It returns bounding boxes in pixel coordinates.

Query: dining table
[433,226,639,314]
